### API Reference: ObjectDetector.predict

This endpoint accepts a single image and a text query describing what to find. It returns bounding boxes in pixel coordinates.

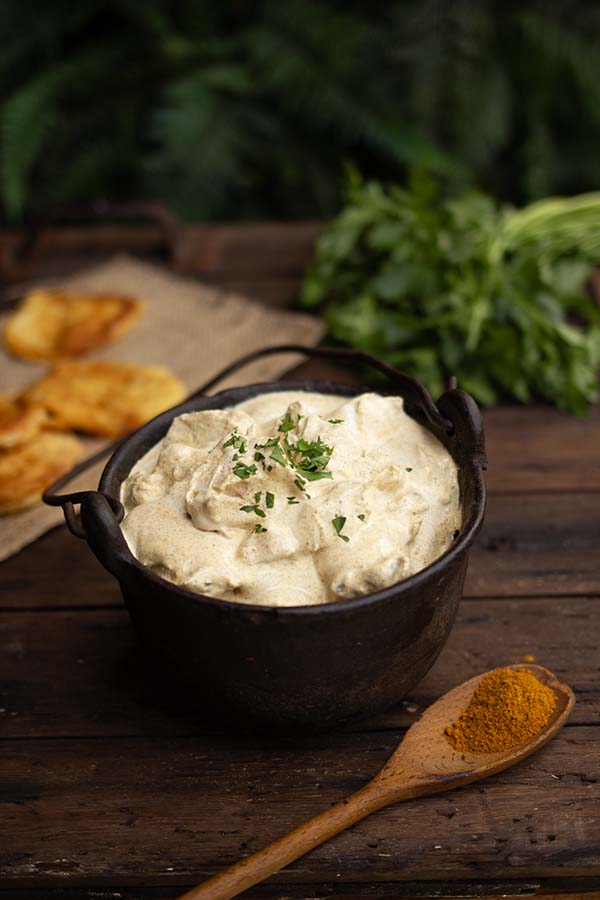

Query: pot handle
[188,343,455,435]
[437,387,487,470]
[79,491,131,578]
[190,343,486,464]
[43,444,130,577]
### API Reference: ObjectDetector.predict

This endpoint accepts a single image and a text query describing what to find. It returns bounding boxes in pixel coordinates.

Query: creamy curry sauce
[121,391,461,606]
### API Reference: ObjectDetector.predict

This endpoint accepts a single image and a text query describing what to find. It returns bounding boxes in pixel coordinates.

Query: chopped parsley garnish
[254,491,262,503]
[270,445,287,467]
[328,418,344,424]
[239,417,334,495]
[254,524,268,533]
[252,413,337,484]
[287,496,300,505]
[285,435,333,479]
[278,412,296,433]
[240,504,266,518]
[332,515,349,542]
[298,469,333,481]
[224,432,247,454]
[357,513,366,521]
[233,463,257,480]
[405,466,413,472]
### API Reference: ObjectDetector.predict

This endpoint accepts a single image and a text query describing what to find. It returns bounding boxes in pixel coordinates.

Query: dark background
[2,0,600,224]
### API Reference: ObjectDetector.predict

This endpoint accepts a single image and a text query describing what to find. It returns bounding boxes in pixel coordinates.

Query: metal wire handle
[190,344,455,434]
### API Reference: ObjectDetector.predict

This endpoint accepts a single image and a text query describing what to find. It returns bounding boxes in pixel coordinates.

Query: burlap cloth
[0,254,324,561]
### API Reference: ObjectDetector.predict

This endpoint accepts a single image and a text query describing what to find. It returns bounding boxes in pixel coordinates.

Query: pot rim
[97,377,486,618]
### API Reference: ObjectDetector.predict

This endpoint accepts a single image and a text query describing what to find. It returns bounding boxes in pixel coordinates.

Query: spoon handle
[176,781,395,900]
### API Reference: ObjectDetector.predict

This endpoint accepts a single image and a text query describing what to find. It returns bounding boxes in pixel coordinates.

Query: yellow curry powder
[445,667,557,753]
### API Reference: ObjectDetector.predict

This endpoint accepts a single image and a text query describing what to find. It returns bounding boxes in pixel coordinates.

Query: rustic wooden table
[1,225,599,900]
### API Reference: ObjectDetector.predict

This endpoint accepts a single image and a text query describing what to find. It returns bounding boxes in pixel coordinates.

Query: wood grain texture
[7,881,594,899]
[1,728,598,888]
[467,493,600,597]
[172,222,321,276]
[1,490,598,610]
[1,227,600,900]
[0,525,118,610]
[481,406,600,494]
[1,221,321,285]
[0,598,597,741]
[176,666,575,900]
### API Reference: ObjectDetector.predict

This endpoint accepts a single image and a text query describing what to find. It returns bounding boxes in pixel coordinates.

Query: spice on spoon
[445,667,557,753]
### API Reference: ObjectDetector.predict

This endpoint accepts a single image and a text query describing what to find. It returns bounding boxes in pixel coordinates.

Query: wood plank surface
[5,886,597,900]
[0,221,320,286]
[465,493,600,597]
[1,227,600,900]
[0,597,598,741]
[1,727,598,888]
[481,407,600,494]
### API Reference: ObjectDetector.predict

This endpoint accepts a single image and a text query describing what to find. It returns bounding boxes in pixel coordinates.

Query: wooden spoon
[178,664,574,900]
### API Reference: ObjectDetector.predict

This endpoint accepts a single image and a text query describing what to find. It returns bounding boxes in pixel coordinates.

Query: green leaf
[269,445,287,467]
[278,412,296,432]
[332,515,349,542]
[233,463,257,480]
[1,74,62,218]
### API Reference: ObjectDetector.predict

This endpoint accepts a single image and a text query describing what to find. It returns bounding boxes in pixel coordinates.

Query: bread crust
[4,290,143,360]
[0,431,83,515]
[23,360,186,437]
[0,396,49,449]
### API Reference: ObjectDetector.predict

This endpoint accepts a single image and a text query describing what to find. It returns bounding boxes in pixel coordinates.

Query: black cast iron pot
[45,345,487,730]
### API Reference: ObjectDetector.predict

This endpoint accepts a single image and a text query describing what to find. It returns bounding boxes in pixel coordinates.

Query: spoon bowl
[375,663,575,799]
[178,664,575,900]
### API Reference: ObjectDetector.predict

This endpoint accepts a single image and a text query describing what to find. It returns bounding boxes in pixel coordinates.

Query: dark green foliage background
[2,1,600,223]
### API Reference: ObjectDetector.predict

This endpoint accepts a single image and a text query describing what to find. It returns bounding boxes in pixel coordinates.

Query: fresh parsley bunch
[300,172,600,413]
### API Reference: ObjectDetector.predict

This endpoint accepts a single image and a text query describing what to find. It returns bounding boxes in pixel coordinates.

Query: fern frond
[145,65,268,219]
[246,0,458,174]
[0,71,63,219]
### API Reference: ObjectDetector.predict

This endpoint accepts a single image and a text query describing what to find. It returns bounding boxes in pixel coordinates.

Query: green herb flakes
[270,445,287,467]
[298,469,332,481]
[266,491,275,509]
[278,412,296,433]
[224,432,247,454]
[240,504,266,518]
[254,524,268,534]
[233,463,257,480]
[332,515,349,542]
